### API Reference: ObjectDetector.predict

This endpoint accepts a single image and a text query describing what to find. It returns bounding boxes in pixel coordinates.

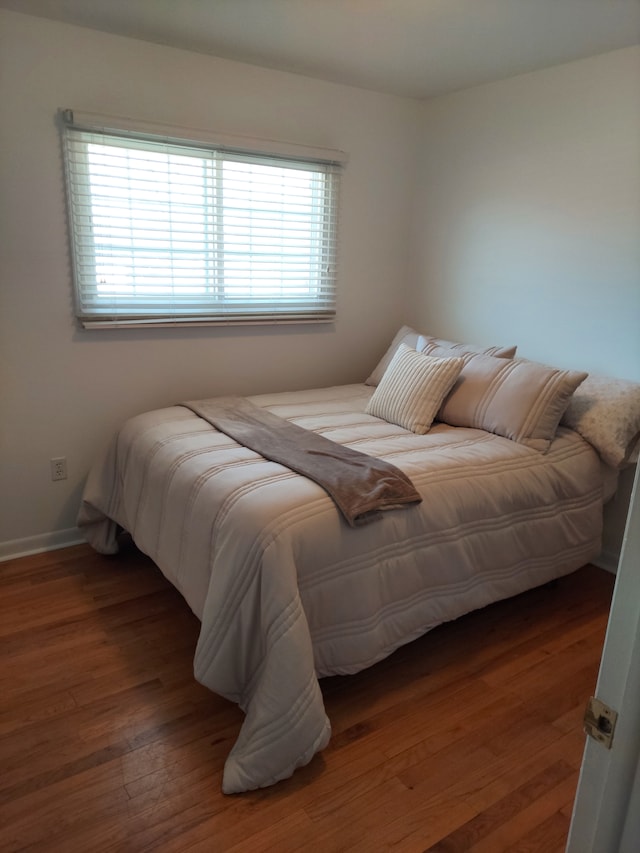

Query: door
[567,464,640,852]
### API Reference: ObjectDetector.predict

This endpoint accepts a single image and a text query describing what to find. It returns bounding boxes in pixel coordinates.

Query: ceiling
[2,0,639,99]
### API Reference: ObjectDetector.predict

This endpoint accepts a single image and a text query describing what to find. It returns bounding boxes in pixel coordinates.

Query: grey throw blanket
[181,397,422,526]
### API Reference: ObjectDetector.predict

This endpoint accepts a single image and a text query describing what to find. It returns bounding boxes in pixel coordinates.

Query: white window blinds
[59,110,344,327]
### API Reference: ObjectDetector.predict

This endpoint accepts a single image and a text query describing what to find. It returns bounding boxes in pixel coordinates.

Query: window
[59,110,344,327]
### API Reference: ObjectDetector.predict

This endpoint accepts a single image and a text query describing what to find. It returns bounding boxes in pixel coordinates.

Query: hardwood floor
[0,542,613,852]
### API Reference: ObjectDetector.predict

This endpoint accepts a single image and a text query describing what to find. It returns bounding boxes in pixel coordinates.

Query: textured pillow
[418,335,517,360]
[366,344,464,434]
[436,351,588,451]
[561,373,640,468]
[365,325,516,386]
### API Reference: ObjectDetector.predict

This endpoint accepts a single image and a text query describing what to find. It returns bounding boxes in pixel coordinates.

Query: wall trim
[593,547,620,575]
[0,530,622,572]
[0,528,86,563]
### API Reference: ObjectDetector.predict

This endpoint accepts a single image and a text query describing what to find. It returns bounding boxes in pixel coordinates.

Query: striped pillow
[435,350,588,451]
[366,344,464,434]
[365,325,516,386]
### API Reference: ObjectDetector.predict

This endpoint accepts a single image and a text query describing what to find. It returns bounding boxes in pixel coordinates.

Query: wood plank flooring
[0,541,614,852]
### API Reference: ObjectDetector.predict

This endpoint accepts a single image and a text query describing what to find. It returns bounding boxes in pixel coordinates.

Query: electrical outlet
[50,457,67,481]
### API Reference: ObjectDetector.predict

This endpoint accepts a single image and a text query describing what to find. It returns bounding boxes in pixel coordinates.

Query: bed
[78,327,640,794]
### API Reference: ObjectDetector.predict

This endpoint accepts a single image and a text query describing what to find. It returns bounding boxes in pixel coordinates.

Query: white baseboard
[0,529,622,576]
[592,547,619,575]
[0,528,86,562]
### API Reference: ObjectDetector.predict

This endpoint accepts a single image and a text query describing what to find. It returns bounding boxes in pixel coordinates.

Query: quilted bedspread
[78,384,604,793]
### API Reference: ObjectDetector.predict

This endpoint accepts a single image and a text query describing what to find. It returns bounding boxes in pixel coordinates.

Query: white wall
[1,11,637,561]
[0,10,420,550]
[412,46,640,381]
[412,46,640,568]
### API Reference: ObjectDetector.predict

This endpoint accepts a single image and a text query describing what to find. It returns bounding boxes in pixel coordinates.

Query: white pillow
[366,344,464,434]
[561,373,640,468]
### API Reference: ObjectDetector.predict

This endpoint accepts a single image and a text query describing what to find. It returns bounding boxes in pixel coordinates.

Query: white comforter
[78,384,604,793]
